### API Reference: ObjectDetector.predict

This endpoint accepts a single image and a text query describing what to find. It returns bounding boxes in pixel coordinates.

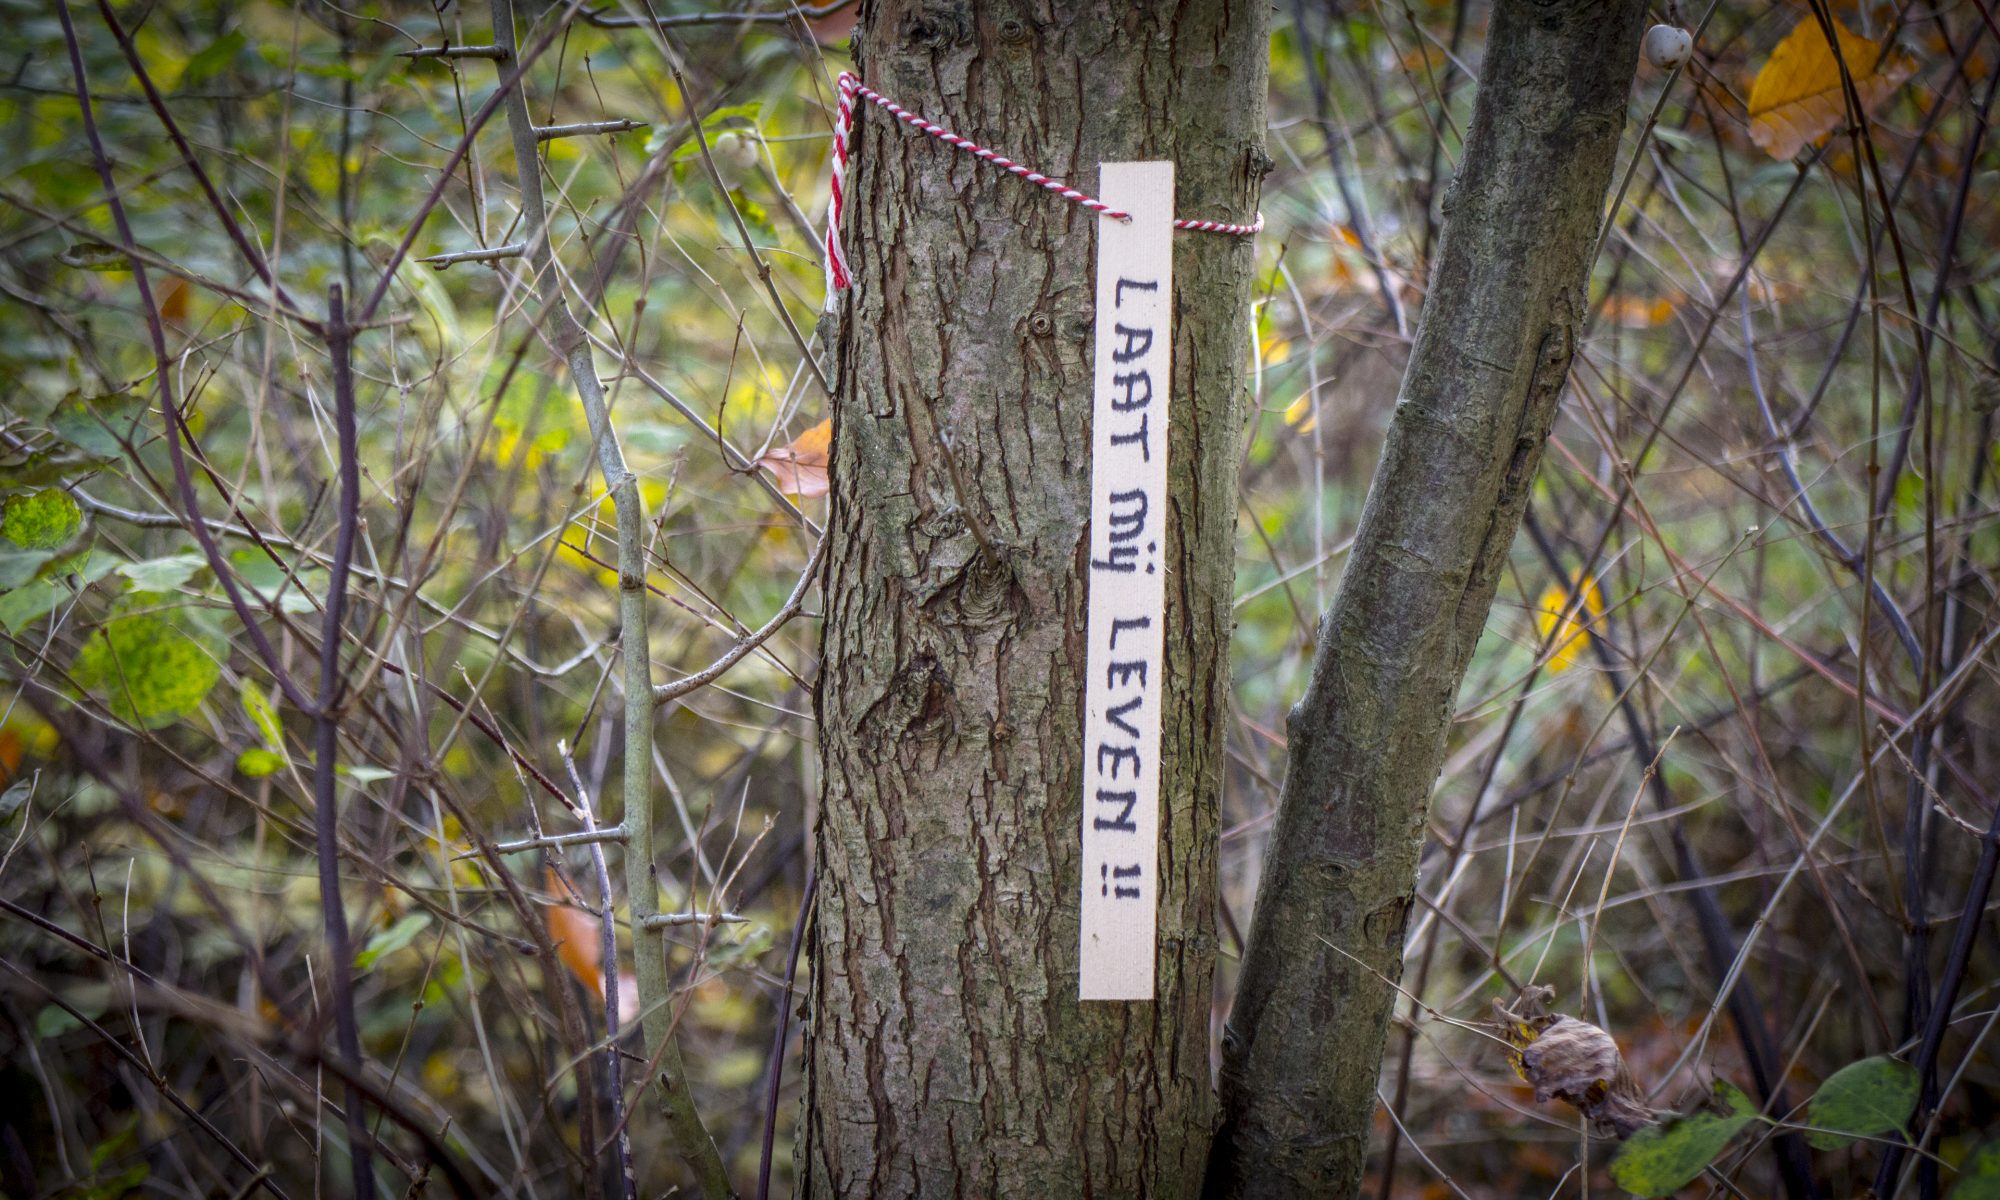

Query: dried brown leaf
[1495,987,1655,1138]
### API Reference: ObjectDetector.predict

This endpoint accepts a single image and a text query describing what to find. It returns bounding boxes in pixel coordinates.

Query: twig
[558,742,638,1200]
[485,825,630,856]
[755,866,816,1200]
[1875,763,2000,1193]
[585,0,855,28]
[418,242,527,268]
[1738,287,1921,667]
[663,59,830,397]
[312,281,377,1200]
[536,118,647,141]
[653,529,827,703]
[400,43,512,60]
[1289,0,1407,336]
[486,0,733,1190]
[356,0,591,324]
[52,17,372,1195]
[1523,514,1819,1200]
[637,911,751,929]
[92,0,306,319]
[51,21,313,715]
[0,961,294,1200]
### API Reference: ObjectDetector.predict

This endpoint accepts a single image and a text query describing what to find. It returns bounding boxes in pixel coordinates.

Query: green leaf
[1950,1139,2000,1199]
[70,611,223,729]
[229,549,290,593]
[181,30,246,88]
[1610,1081,1758,1197]
[0,548,55,590]
[45,391,146,459]
[35,1003,81,1039]
[621,421,688,455]
[2,489,82,550]
[88,1125,133,1172]
[240,679,283,752]
[0,552,118,633]
[1,447,118,489]
[355,913,430,969]
[58,241,131,272]
[660,101,761,160]
[116,553,208,592]
[77,1162,149,1200]
[235,748,284,778]
[395,258,462,356]
[0,778,31,822]
[1805,1056,1919,1149]
[229,549,321,614]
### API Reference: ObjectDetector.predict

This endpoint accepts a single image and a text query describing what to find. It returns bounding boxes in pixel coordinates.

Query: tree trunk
[807,1,1267,1195]
[1209,4,1646,1196]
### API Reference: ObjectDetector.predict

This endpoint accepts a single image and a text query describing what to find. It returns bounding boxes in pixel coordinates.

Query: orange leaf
[1747,17,1914,160]
[546,868,605,997]
[1605,295,1677,328]
[805,7,857,44]
[754,418,832,498]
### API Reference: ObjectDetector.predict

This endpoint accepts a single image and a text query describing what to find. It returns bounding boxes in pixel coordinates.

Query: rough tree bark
[1209,3,1647,1196]
[807,1,1267,1195]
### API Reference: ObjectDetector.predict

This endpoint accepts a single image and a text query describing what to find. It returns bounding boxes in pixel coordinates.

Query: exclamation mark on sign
[1100,863,1141,899]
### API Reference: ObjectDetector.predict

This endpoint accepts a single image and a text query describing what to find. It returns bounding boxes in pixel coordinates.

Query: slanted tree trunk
[1209,3,1647,1196]
[807,1,1266,1195]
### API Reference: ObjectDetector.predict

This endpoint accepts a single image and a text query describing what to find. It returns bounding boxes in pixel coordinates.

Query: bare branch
[653,529,826,704]
[483,826,629,857]
[584,0,854,28]
[638,911,750,929]
[400,43,512,60]
[536,119,647,141]
[418,242,528,268]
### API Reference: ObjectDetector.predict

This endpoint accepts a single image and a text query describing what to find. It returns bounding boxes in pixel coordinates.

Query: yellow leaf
[1533,574,1604,674]
[1747,17,1915,160]
[754,418,832,498]
[1259,329,1292,368]
[1282,394,1316,434]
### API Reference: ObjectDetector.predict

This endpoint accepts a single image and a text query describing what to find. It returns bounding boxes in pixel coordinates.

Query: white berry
[1643,24,1693,71]
[710,130,760,186]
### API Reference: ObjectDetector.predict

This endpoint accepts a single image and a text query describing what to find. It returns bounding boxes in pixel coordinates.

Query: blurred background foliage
[0,0,1995,1196]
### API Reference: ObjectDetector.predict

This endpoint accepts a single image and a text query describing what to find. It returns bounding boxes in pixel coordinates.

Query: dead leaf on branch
[546,868,639,1017]
[1746,16,1915,160]
[754,417,832,498]
[1494,985,1655,1137]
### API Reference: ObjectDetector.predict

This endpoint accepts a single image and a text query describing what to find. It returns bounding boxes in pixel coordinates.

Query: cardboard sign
[1078,161,1173,1002]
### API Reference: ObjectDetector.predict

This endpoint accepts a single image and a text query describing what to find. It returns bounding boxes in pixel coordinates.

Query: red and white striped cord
[825,71,1262,295]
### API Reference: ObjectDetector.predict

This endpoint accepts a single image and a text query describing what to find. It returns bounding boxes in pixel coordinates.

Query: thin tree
[1209,3,1651,1196]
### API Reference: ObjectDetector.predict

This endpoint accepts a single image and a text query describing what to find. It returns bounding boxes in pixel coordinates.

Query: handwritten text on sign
[1079,162,1173,1002]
